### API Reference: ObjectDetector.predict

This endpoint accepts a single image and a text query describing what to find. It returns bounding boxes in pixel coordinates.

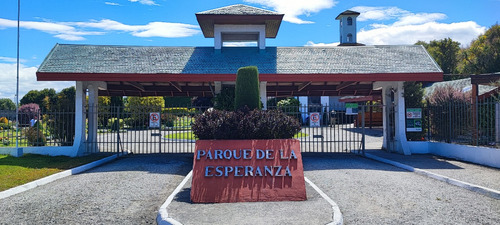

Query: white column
[214,31,222,51]
[299,97,308,124]
[321,96,329,107]
[394,82,410,155]
[374,81,410,154]
[74,81,87,156]
[258,30,266,50]
[260,81,267,110]
[214,81,222,95]
[87,84,98,152]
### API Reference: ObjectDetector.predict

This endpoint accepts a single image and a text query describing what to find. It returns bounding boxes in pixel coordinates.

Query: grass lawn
[164,131,309,140]
[0,154,109,192]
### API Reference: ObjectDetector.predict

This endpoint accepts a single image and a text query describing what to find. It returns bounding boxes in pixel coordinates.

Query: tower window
[347,33,353,42]
[347,17,353,26]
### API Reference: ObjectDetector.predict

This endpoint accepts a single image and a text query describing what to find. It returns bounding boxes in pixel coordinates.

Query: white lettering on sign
[196,148,298,177]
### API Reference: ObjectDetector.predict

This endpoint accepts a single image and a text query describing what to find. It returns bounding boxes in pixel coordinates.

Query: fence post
[448,103,452,143]
[116,106,121,153]
[496,102,500,147]
[361,105,365,155]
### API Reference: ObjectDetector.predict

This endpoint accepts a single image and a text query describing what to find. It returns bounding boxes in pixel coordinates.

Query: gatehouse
[35,4,442,156]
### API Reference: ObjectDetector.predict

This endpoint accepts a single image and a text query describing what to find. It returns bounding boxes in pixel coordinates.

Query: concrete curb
[157,170,193,225]
[363,153,500,200]
[0,152,128,200]
[304,177,344,225]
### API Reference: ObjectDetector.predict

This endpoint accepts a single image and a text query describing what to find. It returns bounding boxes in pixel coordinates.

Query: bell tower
[335,10,361,46]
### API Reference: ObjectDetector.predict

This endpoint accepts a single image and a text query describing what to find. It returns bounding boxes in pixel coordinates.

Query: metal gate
[86,104,378,154]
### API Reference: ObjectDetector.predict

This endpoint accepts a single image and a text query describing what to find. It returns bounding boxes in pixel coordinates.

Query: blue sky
[0,0,499,100]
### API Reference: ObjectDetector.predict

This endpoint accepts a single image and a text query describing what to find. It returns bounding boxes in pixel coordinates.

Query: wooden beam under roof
[336,81,357,91]
[298,81,312,92]
[169,82,183,92]
[126,82,146,92]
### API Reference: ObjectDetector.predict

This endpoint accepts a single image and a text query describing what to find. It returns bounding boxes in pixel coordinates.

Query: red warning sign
[149,112,160,128]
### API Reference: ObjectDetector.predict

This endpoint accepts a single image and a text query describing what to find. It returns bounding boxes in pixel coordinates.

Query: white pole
[15,0,20,153]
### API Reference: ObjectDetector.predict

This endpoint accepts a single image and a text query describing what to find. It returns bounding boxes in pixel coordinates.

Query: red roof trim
[36,72,443,82]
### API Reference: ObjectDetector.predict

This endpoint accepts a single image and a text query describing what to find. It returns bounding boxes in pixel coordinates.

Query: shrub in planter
[192,109,301,140]
[234,66,260,110]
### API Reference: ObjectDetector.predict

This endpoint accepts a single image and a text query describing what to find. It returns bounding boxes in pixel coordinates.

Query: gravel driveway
[303,153,500,224]
[0,154,192,225]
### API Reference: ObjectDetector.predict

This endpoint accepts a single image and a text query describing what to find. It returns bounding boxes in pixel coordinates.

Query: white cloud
[0,56,26,63]
[128,0,158,6]
[358,21,486,47]
[72,19,201,38]
[393,13,446,26]
[351,6,408,21]
[105,2,120,6]
[0,18,200,40]
[244,0,337,24]
[352,6,486,47]
[0,63,73,101]
[305,41,339,47]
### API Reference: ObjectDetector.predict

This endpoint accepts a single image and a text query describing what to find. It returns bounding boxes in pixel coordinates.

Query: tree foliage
[403,82,425,108]
[416,38,460,75]
[459,24,500,74]
[46,87,76,146]
[234,66,260,110]
[124,96,165,128]
[20,88,56,110]
[0,98,15,110]
[213,87,235,111]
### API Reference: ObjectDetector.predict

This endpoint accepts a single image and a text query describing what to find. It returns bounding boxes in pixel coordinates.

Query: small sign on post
[406,108,422,132]
[345,103,358,115]
[310,112,321,127]
[149,112,160,128]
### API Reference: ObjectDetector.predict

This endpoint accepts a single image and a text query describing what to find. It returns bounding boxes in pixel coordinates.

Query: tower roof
[196,4,284,38]
[335,10,360,20]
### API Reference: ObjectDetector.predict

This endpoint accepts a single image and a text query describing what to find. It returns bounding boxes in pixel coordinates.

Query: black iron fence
[0,109,75,147]
[86,104,371,154]
[407,97,500,148]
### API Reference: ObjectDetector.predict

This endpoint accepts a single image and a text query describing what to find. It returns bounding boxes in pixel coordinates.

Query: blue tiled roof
[38,44,442,75]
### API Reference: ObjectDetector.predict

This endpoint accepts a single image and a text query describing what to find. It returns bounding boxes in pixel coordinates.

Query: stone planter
[191,139,307,203]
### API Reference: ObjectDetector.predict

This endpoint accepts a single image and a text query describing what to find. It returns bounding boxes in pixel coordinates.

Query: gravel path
[303,153,500,225]
[0,154,192,225]
[366,150,500,191]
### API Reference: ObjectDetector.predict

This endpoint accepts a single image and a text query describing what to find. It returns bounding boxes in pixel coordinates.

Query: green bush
[192,109,301,140]
[161,114,177,127]
[234,66,260,110]
[125,97,164,129]
[162,107,196,115]
[26,121,46,146]
[0,123,11,130]
[0,117,8,124]
[213,87,235,111]
[108,118,124,131]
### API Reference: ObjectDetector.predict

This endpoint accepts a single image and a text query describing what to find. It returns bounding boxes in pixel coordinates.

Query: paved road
[3,151,497,224]
[0,154,192,225]
[303,153,500,224]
